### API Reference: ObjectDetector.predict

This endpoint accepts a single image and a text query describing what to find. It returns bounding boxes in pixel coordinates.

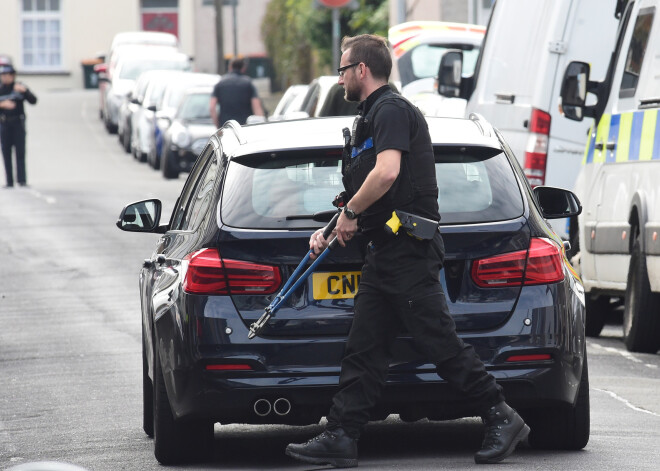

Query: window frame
[20,0,64,72]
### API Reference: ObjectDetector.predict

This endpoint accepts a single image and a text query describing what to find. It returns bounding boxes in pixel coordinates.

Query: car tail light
[205,364,253,371]
[506,354,552,362]
[524,108,551,187]
[471,238,564,288]
[183,248,281,295]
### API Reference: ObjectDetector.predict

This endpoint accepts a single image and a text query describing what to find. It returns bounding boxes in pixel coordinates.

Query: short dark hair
[340,34,391,81]
[230,58,245,71]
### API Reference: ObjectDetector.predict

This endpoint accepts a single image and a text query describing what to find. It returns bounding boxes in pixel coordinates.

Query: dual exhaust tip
[253,397,291,417]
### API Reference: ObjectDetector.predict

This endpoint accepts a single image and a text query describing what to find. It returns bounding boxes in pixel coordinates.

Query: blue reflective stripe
[351,137,373,158]
[654,112,660,160]
[607,114,620,163]
[586,130,596,163]
[629,111,644,161]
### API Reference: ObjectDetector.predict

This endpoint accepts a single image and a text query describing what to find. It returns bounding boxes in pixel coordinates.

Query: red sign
[142,12,179,38]
[318,0,352,8]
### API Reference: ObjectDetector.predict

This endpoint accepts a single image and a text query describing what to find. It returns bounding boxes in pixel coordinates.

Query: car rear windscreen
[220,148,523,229]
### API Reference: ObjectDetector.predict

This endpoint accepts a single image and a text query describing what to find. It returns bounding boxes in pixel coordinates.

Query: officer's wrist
[343,206,358,220]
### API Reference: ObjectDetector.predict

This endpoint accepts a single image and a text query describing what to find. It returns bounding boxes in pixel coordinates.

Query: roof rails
[469,112,495,138]
[220,119,247,145]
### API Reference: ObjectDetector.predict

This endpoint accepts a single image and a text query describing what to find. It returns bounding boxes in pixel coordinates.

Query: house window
[21,0,62,71]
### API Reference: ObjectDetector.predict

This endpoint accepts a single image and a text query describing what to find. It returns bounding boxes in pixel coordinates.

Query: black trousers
[326,230,504,439]
[1,118,27,186]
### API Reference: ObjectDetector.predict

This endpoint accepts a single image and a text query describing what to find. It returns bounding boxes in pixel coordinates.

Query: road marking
[28,188,56,204]
[588,341,644,364]
[594,388,660,418]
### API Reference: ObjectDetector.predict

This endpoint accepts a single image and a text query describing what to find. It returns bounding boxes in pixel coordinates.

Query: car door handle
[594,141,616,151]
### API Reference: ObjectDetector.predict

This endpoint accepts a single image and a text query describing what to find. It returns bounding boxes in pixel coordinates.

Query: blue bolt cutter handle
[248,211,341,339]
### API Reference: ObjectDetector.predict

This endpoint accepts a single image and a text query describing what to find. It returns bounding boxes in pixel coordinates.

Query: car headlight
[171,124,192,148]
[157,117,171,131]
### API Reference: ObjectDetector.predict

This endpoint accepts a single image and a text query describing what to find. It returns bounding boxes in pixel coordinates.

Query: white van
[438,0,619,236]
[559,0,660,352]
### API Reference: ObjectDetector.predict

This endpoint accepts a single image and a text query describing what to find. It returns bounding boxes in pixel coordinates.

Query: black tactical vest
[342,89,439,232]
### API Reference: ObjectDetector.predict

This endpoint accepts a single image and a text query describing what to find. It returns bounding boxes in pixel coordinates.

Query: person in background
[210,58,264,127]
[0,63,37,188]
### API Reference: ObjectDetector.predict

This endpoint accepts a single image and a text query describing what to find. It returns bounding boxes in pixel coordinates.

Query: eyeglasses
[337,62,360,77]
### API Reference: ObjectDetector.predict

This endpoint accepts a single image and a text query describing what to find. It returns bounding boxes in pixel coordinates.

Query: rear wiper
[285,209,338,222]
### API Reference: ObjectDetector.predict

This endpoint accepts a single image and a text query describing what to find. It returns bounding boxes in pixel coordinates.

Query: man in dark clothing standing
[285,34,530,468]
[0,63,37,188]
[209,58,264,127]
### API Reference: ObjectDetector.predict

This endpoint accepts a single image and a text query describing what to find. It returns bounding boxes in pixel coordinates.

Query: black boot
[474,402,530,464]
[285,428,358,468]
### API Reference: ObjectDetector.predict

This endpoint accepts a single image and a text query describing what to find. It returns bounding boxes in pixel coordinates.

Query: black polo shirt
[212,72,258,125]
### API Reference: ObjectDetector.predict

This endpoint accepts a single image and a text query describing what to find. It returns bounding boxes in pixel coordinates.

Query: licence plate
[312,271,362,300]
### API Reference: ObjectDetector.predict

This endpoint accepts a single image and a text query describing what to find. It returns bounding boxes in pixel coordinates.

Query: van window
[619,7,655,98]
[409,44,480,83]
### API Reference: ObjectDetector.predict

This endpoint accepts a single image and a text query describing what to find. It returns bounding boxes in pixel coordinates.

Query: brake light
[183,248,281,295]
[205,364,253,371]
[506,354,552,362]
[471,238,564,288]
[524,108,551,187]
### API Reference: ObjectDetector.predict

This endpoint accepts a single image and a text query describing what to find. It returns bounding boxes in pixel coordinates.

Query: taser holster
[385,210,439,240]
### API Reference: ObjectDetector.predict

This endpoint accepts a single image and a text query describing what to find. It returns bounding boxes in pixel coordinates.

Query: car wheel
[525,353,590,450]
[584,295,608,337]
[142,328,154,438]
[161,149,179,179]
[123,126,132,153]
[153,346,213,464]
[623,237,660,353]
[104,114,117,134]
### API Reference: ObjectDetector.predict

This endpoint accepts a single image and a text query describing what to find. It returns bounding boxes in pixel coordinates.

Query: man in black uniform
[209,58,264,127]
[285,34,530,468]
[0,63,37,188]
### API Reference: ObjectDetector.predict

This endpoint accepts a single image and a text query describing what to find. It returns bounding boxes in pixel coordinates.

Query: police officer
[285,34,530,468]
[0,63,37,188]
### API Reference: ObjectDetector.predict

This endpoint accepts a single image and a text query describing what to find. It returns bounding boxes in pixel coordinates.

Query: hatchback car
[160,86,215,179]
[117,114,587,464]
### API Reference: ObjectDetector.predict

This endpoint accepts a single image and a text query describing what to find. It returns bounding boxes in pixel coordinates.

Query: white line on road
[594,388,660,417]
[28,188,56,204]
[588,341,645,364]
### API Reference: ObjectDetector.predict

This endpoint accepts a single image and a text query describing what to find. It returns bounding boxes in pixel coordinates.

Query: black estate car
[117,114,587,464]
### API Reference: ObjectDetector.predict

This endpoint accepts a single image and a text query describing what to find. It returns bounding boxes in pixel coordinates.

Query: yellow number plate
[312,271,362,300]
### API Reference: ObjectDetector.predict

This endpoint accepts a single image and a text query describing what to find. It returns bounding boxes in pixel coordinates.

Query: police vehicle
[117,114,587,464]
[559,0,660,352]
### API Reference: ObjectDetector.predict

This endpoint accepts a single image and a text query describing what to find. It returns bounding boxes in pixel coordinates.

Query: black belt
[0,115,24,123]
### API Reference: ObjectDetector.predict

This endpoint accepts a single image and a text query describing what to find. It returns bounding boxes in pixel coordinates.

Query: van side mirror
[533,186,582,219]
[560,61,590,121]
[437,50,463,98]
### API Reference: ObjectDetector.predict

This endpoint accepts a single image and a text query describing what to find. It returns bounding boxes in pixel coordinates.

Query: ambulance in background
[388,21,485,118]
[559,0,660,352]
[437,0,619,238]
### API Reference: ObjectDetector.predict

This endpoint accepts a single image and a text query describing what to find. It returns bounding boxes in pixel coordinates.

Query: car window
[118,58,189,80]
[181,146,219,231]
[170,145,216,231]
[619,7,654,98]
[177,93,212,120]
[220,147,523,230]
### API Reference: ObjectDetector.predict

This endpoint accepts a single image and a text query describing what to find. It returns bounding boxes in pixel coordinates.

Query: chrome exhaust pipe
[273,397,291,416]
[253,398,272,417]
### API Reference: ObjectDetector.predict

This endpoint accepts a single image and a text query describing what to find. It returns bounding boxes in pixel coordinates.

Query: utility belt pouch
[350,114,369,148]
[384,210,440,240]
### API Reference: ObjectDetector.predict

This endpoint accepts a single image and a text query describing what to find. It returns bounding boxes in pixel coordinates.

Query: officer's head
[0,64,15,85]
[340,34,392,82]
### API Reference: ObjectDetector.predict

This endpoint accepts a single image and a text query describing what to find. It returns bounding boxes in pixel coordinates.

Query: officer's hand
[14,84,26,93]
[0,100,16,110]
[309,228,329,260]
[335,212,357,247]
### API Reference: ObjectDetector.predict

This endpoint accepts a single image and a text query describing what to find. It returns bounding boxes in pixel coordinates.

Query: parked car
[117,71,153,154]
[269,84,309,121]
[160,87,216,179]
[101,49,191,134]
[117,113,588,464]
[150,72,221,168]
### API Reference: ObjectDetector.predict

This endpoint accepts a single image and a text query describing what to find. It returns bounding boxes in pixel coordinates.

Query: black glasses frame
[337,62,360,77]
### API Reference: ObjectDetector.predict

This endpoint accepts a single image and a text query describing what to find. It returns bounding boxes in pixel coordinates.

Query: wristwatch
[343,206,358,220]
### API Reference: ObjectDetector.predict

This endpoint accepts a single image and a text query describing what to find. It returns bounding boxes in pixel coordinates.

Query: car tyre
[161,149,179,179]
[153,347,213,464]
[122,124,132,153]
[584,295,608,337]
[142,328,154,438]
[525,353,590,450]
[623,238,660,353]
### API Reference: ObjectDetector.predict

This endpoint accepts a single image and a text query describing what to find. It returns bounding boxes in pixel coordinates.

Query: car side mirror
[437,50,463,98]
[116,199,163,232]
[147,105,157,112]
[533,186,582,219]
[560,61,590,121]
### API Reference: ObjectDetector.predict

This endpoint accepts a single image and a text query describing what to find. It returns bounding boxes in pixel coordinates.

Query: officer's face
[338,50,361,103]
[0,73,14,85]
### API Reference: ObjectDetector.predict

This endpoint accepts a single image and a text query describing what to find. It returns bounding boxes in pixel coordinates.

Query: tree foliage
[262,0,389,89]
